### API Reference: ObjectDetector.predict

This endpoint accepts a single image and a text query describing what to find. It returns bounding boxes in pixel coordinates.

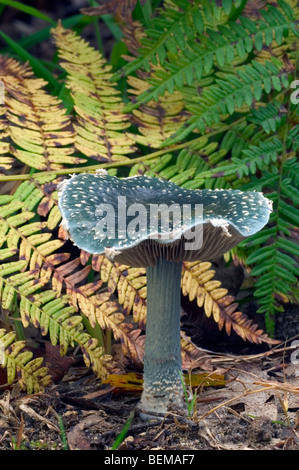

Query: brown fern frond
[0,56,84,171]
[82,254,148,329]
[52,23,136,163]
[120,18,189,149]
[242,0,268,19]
[0,179,116,379]
[80,0,141,22]
[127,74,187,148]
[182,261,279,345]
[0,107,13,174]
[180,332,212,371]
[120,19,147,57]
[216,296,280,345]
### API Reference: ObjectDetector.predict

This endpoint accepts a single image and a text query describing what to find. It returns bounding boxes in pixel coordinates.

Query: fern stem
[0,118,246,182]
[104,328,112,355]
[140,259,184,415]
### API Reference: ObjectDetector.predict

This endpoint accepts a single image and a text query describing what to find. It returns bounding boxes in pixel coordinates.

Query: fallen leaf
[103,371,225,395]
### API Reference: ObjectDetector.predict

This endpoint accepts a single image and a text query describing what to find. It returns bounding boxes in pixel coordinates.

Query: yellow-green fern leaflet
[52,22,136,163]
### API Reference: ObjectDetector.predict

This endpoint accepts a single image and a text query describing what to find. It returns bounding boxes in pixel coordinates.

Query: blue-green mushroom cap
[58,172,272,267]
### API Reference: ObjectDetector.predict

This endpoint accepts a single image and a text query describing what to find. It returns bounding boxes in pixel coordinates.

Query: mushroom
[58,172,272,415]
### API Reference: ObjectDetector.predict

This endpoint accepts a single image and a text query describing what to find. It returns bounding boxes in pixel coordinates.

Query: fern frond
[0,261,114,380]
[129,137,230,190]
[287,124,299,152]
[0,179,119,378]
[204,136,284,181]
[81,255,146,328]
[0,56,84,171]
[80,0,138,21]
[240,156,299,332]
[181,261,278,344]
[168,60,289,142]
[120,19,147,57]
[5,178,144,367]
[52,23,136,163]
[81,252,277,346]
[127,75,187,148]
[122,3,297,114]
[0,328,51,393]
[0,180,64,273]
[248,100,288,134]
[0,106,14,174]
[114,0,206,79]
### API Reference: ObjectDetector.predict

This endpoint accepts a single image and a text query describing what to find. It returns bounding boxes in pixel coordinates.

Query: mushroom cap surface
[58,173,272,267]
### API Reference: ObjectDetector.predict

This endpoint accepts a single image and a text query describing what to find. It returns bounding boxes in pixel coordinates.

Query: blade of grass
[111,411,135,450]
[0,0,55,24]
[179,371,196,418]
[88,0,104,53]
[57,414,69,450]
[135,0,152,27]
[101,14,123,41]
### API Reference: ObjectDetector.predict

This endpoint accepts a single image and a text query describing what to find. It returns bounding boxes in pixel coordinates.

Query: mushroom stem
[140,258,184,415]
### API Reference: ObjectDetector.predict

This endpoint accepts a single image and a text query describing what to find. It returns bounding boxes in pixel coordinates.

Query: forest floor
[0,342,298,451]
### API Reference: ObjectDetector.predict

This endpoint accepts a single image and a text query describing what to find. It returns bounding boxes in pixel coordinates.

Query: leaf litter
[0,340,298,451]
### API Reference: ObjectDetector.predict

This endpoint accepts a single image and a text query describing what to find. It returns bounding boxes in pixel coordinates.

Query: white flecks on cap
[57,178,69,196]
[104,246,121,260]
[208,218,232,237]
[60,217,69,234]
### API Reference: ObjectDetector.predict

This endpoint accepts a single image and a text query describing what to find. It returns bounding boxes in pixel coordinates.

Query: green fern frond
[0,330,51,393]
[287,124,299,152]
[0,328,51,394]
[129,137,230,190]
[240,157,299,332]
[0,56,84,171]
[203,136,284,181]
[167,60,290,142]
[52,22,136,163]
[114,0,206,79]
[247,100,288,134]
[122,3,297,114]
